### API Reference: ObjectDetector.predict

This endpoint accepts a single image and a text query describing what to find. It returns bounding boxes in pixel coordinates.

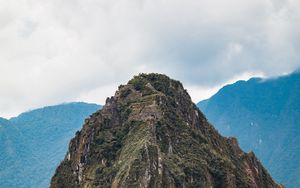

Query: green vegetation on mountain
[51,73,281,188]
[198,71,300,187]
[0,102,100,188]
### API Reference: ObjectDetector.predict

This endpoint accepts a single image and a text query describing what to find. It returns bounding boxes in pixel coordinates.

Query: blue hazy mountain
[198,71,300,187]
[0,102,101,188]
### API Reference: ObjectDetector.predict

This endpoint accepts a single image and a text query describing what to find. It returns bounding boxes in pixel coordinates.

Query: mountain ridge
[198,71,300,187]
[0,102,101,188]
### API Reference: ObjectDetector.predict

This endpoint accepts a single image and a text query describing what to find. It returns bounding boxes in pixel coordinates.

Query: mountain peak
[51,73,282,188]
[119,73,187,98]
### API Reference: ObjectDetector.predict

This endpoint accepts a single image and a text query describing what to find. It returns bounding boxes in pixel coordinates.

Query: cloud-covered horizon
[1,0,299,118]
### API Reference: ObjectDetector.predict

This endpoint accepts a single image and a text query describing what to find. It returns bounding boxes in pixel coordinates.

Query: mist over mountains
[0,72,299,187]
[198,71,300,187]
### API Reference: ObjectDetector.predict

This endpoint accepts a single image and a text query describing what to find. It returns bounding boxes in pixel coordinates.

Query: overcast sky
[0,0,299,118]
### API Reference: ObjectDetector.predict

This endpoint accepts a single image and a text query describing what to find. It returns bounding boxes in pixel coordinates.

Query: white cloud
[0,0,299,117]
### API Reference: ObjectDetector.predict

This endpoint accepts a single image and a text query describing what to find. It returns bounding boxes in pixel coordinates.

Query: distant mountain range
[0,102,101,188]
[198,71,300,187]
[1,72,298,187]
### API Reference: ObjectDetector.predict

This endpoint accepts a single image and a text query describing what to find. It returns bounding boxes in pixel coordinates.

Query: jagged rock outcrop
[51,73,283,188]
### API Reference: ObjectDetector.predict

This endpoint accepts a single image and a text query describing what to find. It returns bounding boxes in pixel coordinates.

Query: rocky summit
[51,73,282,188]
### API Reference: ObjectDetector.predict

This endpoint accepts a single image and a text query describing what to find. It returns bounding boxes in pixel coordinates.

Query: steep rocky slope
[51,73,282,188]
[198,72,299,187]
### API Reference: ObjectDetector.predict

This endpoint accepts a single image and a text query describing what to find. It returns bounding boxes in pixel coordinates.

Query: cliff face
[51,73,282,188]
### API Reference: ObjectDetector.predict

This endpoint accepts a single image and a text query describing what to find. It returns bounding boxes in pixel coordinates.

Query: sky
[0,0,299,118]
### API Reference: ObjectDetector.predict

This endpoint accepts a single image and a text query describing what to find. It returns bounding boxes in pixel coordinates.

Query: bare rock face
[50,73,283,188]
